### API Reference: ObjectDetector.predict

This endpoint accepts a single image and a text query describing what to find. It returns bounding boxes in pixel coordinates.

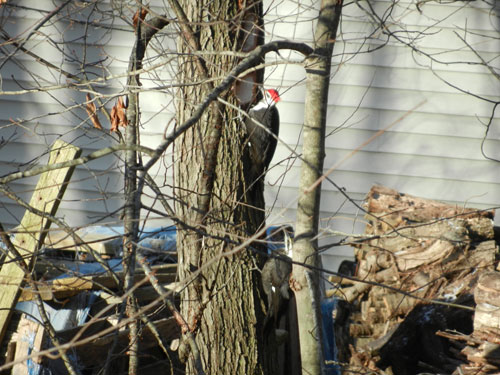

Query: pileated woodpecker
[245,89,281,182]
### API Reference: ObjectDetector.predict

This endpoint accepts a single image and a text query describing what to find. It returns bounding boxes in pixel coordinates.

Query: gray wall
[1,0,499,274]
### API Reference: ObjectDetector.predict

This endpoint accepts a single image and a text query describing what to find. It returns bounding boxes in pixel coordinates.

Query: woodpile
[456,272,500,374]
[332,185,499,375]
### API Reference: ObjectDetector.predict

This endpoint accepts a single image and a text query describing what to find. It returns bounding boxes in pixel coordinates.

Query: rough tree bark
[290,1,343,374]
[174,1,271,374]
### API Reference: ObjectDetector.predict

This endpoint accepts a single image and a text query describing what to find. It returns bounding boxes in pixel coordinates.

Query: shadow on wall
[0,3,126,228]
[317,1,500,270]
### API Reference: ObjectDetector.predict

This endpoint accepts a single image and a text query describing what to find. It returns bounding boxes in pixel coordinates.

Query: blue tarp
[16,291,101,332]
[322,298,340,374]
[9,225,339,374]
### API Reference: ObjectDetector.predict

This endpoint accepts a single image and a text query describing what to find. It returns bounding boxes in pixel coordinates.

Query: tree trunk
[290,1,342,374]
[174,1,271,374]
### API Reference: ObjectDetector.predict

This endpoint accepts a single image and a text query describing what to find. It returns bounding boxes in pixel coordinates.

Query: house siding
[265,0,500,271]
[1,1,499,273]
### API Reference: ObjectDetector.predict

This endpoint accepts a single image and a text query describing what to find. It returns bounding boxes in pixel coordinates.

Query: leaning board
[0,139,81,344]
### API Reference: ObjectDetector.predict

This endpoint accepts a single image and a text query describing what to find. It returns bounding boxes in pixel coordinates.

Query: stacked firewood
[456,272,500,374]
[433,272,500,375]
[331,185,499,375]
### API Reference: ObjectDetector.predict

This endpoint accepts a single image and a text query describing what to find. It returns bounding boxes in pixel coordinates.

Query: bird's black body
[245,89,280,183]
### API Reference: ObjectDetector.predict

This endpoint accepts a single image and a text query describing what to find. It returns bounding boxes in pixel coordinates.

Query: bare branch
[143,40,313,172]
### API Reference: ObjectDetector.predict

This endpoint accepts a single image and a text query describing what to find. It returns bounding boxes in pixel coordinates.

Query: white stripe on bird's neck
[252,96,275,111]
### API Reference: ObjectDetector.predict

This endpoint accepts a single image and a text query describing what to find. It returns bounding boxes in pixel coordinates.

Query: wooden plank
[44,229,120,257]
[19,263,178,301]
[11,314,45,375]
[0,139,82,345]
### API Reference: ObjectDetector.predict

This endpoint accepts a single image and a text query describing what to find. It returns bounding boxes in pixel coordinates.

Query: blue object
[322,298,340,375]
[137,226,177,263]
[16,291,102,332]
[265,225,293,253]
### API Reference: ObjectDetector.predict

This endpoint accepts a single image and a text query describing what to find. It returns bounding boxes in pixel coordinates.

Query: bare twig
[0,222,80,375]
[305,99,427,193]
[0,0,72,71]
[0,144,154,185]
[136,253,205,375]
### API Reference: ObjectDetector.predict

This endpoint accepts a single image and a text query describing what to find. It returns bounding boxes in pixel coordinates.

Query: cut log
[463,345,500,367]
[327,275,355,285]
[395,239,458,271]
[474,303,500,332]
[326,281,370,302]
[365,185,494,224]
[473,327,500,345]
[356,250,393,277]
[475,272,500,307]
[467,240,497,268]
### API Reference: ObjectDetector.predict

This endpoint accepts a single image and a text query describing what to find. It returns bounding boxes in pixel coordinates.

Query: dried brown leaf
[110,106,119,132]
[110,97,128,132]
[85,93,103,130]
[117,97,128,127]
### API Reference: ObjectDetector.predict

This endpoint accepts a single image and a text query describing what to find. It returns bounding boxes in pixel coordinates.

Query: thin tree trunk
[120,6,169,374]
[174,1,271,374]
[291,1,342,374]
[123,23,141,375]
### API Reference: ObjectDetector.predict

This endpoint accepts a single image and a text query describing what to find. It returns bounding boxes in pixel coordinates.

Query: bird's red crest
[267,89,281,103]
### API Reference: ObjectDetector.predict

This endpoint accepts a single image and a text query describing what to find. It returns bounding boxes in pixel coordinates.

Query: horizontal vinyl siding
[0,1,174,229]
[263,0,500,269]
[1,1,499,273]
